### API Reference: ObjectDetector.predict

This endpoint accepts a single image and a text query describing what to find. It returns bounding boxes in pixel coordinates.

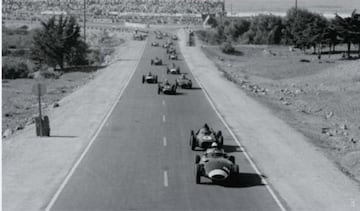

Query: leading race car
[151,57,163,65]
[142,72,158,84]
[195,143,239,184]
[176,74,192,89]
[171,34,178,40]
[190,123,223,150]
[158,80,177,95]
[166,63,180,74]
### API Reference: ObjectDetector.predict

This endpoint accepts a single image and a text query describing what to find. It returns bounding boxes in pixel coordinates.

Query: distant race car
[167,64,180,74]
[171,35,178,40]
[190,123,224,150]
[195,144,239,184]
[166,47,176,54]
[151,41,159,47]
[142,73,158,84]
[168,53,178,60]
[133,33,145,40]
[162,41,173,48]
[151,57,163,65]
[156,34,163,39]
[176,74,192,89]
[158,81,177,95]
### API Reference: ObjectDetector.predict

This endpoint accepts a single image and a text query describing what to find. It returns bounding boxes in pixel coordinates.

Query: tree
[31,15,88,70]
[334,10,360,58]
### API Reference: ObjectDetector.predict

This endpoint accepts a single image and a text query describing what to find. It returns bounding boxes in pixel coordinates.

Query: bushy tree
[334,10,360,58]
[31,15,88,70]
[243,14,284,44]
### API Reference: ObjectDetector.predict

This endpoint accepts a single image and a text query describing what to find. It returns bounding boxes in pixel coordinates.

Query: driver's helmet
[181,74,186,79]
[148,72,152,76]
[172,63,176,67]
[164,79,169,85]
[211,142,218,148]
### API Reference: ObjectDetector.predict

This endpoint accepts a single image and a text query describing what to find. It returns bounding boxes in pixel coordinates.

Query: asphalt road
[50,33,284,211]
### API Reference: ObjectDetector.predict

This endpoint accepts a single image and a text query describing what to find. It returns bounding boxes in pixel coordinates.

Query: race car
[190,123,224,150]
[156,34,163,39]
[168,53,178,60]
[158,80,177,95]
[166,63,180,74]
[195,143,239,184]
[162,41,173,48]
[171,35,178,40]
[142,72,158,84]
[166,47,176,54]
[176,74,192,89]
[151,41,159,47]
[151,57,163,65]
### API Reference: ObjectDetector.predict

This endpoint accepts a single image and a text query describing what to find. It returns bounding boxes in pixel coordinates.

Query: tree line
[200,8,360,58]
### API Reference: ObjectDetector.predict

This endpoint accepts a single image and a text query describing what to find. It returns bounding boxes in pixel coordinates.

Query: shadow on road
[223,144,242,153]
[49,135,77,138]
[201,173,265,188]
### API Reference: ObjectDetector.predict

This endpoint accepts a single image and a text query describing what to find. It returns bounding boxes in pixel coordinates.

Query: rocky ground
[201,44,360,182]
[2,29,132,139]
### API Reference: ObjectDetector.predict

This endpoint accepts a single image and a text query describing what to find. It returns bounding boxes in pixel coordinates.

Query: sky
[226,0,360,15]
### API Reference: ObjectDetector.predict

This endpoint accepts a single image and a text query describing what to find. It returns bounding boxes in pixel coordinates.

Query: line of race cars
[144,31,240,184]
[144,32,192,94]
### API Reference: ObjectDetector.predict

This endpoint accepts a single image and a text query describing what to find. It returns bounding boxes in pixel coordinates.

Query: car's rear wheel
[158,87,161,95]
[234,164,239,174]
[142,76,145,83]
[195,164,201,184]
[229,155,235,164]
[218,135,224,147]
[190,134,196,150]
[155,76,158,83]
[195,155,201,164]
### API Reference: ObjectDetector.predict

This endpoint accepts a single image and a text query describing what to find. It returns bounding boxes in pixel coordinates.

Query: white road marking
[163,137,167,146]
[189,65,287,211]
[162,99,166,106]
[162,114,166,122]
[163,171,169,187]
[45,43,147,211]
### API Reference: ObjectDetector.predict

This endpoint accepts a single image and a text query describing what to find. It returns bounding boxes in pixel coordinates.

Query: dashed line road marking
[164,171,168,187]
[162,99,166,106]
[163,137,167,146]
[162,115,166,122]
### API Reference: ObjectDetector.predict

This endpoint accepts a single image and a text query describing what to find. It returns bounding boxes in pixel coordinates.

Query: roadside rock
[3,129,13,139]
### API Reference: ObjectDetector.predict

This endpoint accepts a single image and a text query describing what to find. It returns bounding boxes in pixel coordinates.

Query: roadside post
[32,82,50,136]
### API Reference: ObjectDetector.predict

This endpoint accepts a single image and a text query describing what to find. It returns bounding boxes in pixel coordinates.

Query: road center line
[163,171,168,187]
[162,99,166,106]
[162,114,166,122]
[163,137,167,146]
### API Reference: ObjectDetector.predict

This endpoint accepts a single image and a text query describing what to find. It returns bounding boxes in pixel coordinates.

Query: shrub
[221,41,235,54]
[2,57,32,79]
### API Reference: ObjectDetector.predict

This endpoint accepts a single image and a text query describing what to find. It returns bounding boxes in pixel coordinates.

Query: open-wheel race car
[151,41,159,47]
[171,34,178,40]
[176,74,192,89]
[158,80,177,95]
[151,57,163,65]
[190,123,224,150]
[166,47,176,54]
[142,72,158,84]
[168,53,178,60]
[195,143,239,184]
[166,63,180,74]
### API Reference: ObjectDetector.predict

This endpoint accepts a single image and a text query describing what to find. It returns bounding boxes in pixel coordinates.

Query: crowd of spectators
[2,0,225,24]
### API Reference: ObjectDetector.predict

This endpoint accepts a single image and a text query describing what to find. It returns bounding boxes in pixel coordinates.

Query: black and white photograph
[2,0,360,210]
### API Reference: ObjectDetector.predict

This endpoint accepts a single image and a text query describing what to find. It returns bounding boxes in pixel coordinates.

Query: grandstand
[2,0,226,25]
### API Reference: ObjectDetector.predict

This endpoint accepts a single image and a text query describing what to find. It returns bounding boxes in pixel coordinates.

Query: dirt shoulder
[178,29,360,210]
[2,35,147,211]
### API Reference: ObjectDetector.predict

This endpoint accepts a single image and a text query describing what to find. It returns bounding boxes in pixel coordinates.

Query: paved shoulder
[178,29,360,210]
[3,38,147,211]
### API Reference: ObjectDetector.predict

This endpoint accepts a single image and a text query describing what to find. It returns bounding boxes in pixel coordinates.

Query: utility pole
[83,0,86,42]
